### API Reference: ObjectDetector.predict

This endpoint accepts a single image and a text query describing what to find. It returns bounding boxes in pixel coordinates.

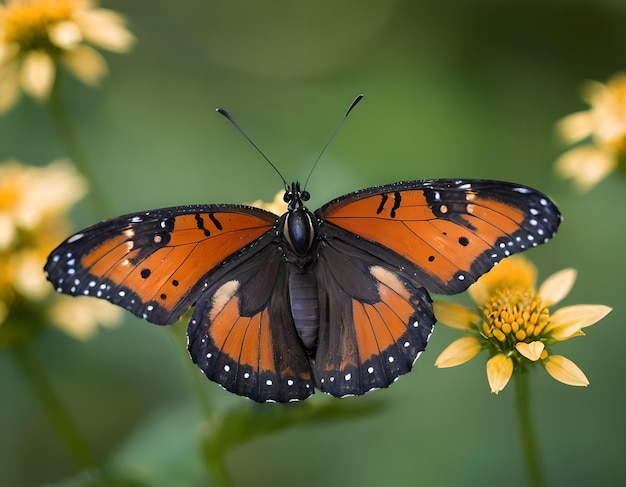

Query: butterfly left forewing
[318,179,561,295]
[44,205,277,324]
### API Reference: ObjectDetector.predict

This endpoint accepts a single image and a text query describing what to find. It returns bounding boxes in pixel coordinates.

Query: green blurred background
[1,0,625,485]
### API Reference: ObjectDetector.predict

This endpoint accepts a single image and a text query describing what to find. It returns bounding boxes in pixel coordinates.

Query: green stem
[166,326,213,418]
[514,369,544,487]
[201,446,232,487]
[47,72,112,218]
[12,344,98,470]
[165,327,233,486]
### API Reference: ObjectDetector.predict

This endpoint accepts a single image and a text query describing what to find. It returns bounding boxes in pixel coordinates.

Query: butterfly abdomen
[288,268,320,350]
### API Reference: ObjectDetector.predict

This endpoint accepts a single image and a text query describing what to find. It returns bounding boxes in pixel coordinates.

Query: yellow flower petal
[486,353,513,394]
[556,111,594,144]
[580,79,609,105]
[545,304,612,340]
[11,160,88,230]
[0,57,21,113]
[544,355,589,386]
[515,341,544,361]
[20,50,55,100]
[433,301,479,330]
[538,268,577,306]
[11,249,49,300]
[75,8,135,53]
[435,336,481,368]
[48,20,83,49]
[245,190,288,215]
[62,44,107,86]
[0,213,16,250]
[469,256,537,306]
[555,145,617,192]
[50,296,122,341]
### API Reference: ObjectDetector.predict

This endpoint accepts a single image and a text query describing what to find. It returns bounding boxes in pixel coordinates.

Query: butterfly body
[45,179,561,402]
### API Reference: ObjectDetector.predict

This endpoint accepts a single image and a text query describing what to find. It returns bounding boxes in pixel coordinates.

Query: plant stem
[514,369,544,487]
[202,447,232,487]
[47,73,112,218]
[12,344,98,470]
[166,325,213,418]
[165,327,232,485]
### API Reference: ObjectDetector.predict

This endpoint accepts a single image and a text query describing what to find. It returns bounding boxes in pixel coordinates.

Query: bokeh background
[1,0,625,486]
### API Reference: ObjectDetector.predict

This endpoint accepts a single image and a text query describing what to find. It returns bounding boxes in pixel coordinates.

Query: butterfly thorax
[281,181,317,258]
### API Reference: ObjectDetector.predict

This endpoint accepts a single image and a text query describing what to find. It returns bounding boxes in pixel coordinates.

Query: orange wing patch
[316,264,435,397]
[187,277,315,403]
[321,181,559,292]
[351,266,415,361]
[206,282,275,374]
[44,207,276,324]
[325,191,522,282]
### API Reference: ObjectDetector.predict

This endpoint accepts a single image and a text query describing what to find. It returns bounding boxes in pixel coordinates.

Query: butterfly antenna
[216,107,287,188]
[303,93,364,191]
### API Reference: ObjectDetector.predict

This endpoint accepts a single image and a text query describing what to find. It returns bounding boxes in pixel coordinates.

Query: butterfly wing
[317,179,562,294]
[187,243,315,403]
[44,205,277,325]
[314,238,435,397]
[311,179,560,396]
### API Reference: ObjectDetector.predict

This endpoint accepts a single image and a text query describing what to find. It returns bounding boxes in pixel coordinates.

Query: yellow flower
[245,189,288,215]
[0,159,121,343]
[0,158,86,249]
[49,295,121,340]
[555,72,626,191]
[434,256,611,393]
[0,0,135,113]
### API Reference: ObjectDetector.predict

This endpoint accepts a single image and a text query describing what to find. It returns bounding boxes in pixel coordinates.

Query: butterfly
[44,177,561,403]
[44,96,561,402]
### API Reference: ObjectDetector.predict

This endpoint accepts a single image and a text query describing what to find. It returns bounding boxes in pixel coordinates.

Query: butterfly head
[283,182,310,211]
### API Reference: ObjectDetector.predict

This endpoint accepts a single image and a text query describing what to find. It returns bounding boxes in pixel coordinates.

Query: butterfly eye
[301,190,310,202]
[283,192,293,203]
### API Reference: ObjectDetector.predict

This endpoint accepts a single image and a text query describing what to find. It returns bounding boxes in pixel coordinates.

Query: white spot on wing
[209,280,240,321]
[67,233,84,243]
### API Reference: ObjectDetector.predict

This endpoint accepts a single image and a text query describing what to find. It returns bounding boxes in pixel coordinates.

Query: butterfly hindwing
[314,237,435,397]
[187,243,315,403]
[318,179,562,295]
[44,205,277,325]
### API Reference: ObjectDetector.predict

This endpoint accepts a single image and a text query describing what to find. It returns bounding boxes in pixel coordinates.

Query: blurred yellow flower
[434,256,611,393]
[246,189,288,215]
[0,159,87,249]
[49,295,121,340]
[555,72,626,191]
[0,0,135,113]
[0,159,121,343]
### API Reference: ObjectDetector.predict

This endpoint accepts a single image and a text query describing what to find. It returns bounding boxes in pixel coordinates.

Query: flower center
[480,287,549,350]
[2,0,75,51]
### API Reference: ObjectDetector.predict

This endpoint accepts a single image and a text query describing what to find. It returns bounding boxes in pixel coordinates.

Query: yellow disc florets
[3,0,76,52]
[480,287,550,351]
